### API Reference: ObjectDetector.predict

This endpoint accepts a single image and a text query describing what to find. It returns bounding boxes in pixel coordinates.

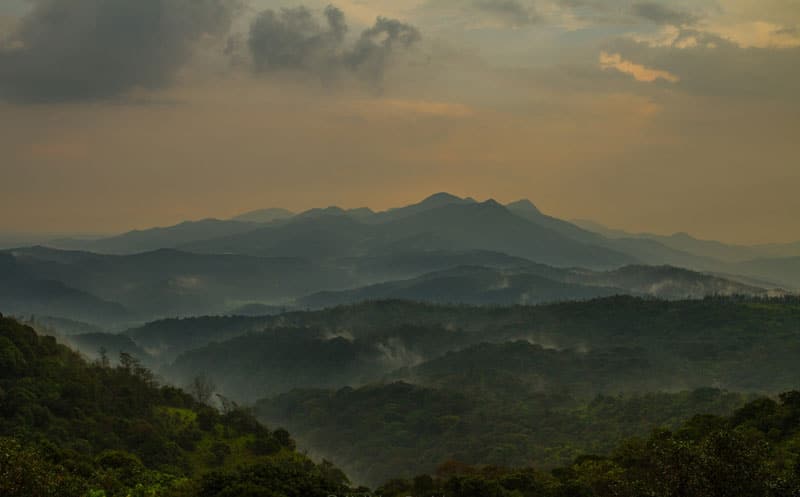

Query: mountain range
[0,193,797,326]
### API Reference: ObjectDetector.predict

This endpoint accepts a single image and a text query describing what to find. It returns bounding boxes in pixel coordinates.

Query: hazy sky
[1,0,798,244]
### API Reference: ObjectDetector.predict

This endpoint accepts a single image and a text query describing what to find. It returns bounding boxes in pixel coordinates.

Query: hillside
[155,297,800,404]
[574,219,800,263]
[5,242,774,326]
[0,315,356,497]
[297,265,624,308]
[180,214,375,259]
[373,200,633,268]
[3,194,793,326]
[5,247,356,321]
[245,297,800,485]
[257,384,748,486]
[4,301,800,494]
[180,197,635,268]
[298,264,770,308]
[231,208,294,224]
[734,256,800,289]
[374,390,800,496]
[0,253,130,324]
[51,219,261,255]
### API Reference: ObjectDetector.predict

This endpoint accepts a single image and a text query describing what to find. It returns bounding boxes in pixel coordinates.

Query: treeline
[0,315,356,497]
[6,309,800,497]
[257,382,750,486]
[377,391,800,497]
[164,296,800,402]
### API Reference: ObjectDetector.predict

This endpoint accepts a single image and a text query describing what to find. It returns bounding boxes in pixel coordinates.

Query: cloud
[0,0,239,103]
[631,2,697,26]
[472,0,540,26]
[246,4,421,85]
[605,32,800,99]
[556,0,699,28]
[422,0,540,28]
[248,5,347,74]
[709,21,800,48]
[599,51,679,83]
[345,17,422,81]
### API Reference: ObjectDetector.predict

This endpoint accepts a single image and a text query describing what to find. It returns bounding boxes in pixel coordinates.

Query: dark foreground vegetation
[258,384,752,486]
[376,390,800,497]
[0,315,355,497]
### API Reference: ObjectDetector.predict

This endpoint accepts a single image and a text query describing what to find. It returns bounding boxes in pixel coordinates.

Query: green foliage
[173,297,800,400]
[197,453,351,497]
[7,297,800,497]
[0,316,352,497]
[257,382,749,485]
[376,391,800,497]
[0,437,86,497]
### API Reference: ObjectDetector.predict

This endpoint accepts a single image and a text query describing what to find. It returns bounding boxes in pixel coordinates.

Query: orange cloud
[599,52,680,83]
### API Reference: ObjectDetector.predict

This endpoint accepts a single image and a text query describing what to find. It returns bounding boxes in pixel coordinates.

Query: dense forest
[160,297,800,400]
[257,382,751,485]
[6,312,800,496]
[374,390,800,497]
[34,295,800,488]
[0,315,357,497]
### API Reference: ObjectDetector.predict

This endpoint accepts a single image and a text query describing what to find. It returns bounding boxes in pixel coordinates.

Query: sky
[0,0,798,244]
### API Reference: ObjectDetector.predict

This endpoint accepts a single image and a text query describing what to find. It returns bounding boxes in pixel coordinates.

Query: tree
[0,438,85,497]
[216,394,238,415]
[98,347,109,368]
[189,374,216,405]
[209,442,232,467]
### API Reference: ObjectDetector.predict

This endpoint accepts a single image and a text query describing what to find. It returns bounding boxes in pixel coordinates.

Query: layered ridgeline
[0,315,358,497]
[46,296,800,486]
[7,312,800,497]
[150,297,800,400]
[3,193,796,326]
[0,245,784,327]
[296,264,772,308]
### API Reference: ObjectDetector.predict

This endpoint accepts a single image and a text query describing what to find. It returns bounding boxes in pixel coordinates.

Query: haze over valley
[1,0,799,495]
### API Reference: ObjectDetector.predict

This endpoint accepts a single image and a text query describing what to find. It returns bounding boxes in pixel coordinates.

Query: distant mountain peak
[232,208,294,224]
[349,207,375,215]
[298,206,348,218]
[506,199,541,214]
[420,192,466,205]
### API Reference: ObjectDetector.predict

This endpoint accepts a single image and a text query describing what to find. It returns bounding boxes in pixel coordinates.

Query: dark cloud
[631,2,697,26]
[247,5,420,85]
[0,0,238,103]
[248,5,347,74]
[605,31,800,100]
[558,0,698,27]
[473,0,540,26]
[345,18,421,81]
[423,0,539,27]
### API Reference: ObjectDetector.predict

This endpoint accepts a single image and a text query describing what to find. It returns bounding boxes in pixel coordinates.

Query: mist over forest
[2,191,800,494]
[2,0,799,494]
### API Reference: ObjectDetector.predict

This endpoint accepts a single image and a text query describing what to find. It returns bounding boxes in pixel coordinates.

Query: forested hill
[376,391,800,497]
[0,314,357,497]
[6,311,800,496]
